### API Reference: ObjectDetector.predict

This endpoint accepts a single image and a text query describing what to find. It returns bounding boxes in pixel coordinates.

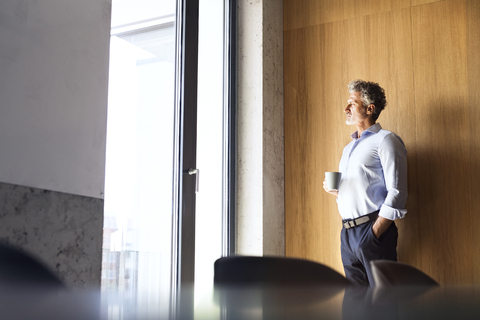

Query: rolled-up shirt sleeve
[378,133,408,220]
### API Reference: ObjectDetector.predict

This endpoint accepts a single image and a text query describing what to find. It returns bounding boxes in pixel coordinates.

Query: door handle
[188,168,199,193]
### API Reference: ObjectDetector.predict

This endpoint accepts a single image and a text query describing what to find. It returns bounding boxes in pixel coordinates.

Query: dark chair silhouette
[0,242,65,289]
[214,255,351,286]
[370,260,439,287]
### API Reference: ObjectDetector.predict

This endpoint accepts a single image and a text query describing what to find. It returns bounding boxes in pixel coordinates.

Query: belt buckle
[348,220,355,228]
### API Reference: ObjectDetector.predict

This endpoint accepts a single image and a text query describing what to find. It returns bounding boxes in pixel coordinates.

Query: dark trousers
[341,220,398,286]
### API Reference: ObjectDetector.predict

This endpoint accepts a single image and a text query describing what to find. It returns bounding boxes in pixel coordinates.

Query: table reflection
[2,284,480,319]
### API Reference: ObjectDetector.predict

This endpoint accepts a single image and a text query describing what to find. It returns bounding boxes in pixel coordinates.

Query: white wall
[0,0,111,199]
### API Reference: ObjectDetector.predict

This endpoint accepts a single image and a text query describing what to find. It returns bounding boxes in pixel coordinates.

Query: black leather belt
[343,211,379,229]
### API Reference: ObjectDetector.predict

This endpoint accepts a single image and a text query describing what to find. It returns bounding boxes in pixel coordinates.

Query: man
[323,79,408,286]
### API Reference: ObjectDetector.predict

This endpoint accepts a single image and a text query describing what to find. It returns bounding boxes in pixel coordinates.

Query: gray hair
[348,79,387,121]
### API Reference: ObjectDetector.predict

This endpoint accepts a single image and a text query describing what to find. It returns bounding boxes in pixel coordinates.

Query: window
[101,0,236,318]
[102,1,176,318]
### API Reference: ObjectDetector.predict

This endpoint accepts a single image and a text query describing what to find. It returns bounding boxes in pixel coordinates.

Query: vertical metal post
[171,0,199,319]
[222,0,238,257]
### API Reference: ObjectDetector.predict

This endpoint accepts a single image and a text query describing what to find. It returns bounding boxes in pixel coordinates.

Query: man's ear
[367,104,376,115]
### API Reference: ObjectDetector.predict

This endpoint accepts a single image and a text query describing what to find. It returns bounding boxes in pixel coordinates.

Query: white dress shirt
[337,123,408,221]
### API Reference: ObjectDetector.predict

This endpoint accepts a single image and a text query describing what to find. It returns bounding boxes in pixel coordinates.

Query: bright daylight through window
[101,0,226,318]
[102,0,176,317]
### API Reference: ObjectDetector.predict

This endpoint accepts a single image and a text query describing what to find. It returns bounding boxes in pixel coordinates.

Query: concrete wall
[0,0,111,288]
[237,0,285,256]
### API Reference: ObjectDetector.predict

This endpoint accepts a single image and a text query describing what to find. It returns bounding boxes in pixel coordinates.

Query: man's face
[345,91,368,125]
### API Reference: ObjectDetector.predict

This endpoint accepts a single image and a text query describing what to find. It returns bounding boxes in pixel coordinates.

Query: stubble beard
[345,115,355,125]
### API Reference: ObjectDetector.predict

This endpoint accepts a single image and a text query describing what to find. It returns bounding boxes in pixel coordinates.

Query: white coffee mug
[325,172,342,191]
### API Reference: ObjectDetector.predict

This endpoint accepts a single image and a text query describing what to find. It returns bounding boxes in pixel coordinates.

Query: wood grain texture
[284,0,410,31]
[285,0,480,284]
[411,0,470,284]
[285,5,415,275]
[411,0,444,6]
[467,0,480,285]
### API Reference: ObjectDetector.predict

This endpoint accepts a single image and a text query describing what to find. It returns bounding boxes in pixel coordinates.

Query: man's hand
[372,216,393,239]
[323,179,338,198]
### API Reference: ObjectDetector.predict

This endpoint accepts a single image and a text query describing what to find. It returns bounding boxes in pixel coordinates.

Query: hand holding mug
[324,172,341,198]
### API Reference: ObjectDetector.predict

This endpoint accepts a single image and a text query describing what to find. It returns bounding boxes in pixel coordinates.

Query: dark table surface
[2,284,480,320]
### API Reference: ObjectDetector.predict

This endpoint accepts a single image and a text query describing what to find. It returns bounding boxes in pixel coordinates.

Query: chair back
[0,242,65,289]
[214,255,351,286]
[370,260,439,287]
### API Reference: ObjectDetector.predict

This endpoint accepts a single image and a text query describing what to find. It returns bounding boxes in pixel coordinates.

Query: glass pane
[101,0,176,318]
[194,0,224,317]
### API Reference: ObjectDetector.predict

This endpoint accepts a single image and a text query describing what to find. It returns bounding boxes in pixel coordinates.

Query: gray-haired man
[323,79,408,286]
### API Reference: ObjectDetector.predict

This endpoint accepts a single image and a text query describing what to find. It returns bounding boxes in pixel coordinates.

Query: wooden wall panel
[411,0,470,284]
[284,0,410,31]
[467,0,480,285]
[285,6,415,274]
[284,0,480,284]
[411,0,444,6]
[284,28,312,261]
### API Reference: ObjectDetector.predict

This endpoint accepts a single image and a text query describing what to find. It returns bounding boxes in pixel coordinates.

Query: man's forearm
[372,216,393,239]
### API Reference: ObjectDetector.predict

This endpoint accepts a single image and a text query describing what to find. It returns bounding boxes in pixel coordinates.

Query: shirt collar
[351,123,382,140]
